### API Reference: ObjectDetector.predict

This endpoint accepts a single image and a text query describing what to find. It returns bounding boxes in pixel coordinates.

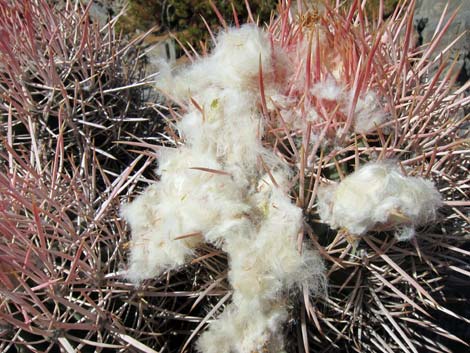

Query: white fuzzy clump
[122,25,324,353]
[122,146,250,282]
[157,24,273,102]
[311,78,343,101]
[351,91,389,134]
[309,79,389,134]
[317,161,442,240]
[198,175,324,353]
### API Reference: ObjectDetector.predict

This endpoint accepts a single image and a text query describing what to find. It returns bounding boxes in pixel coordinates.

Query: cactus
[0,1,468,352]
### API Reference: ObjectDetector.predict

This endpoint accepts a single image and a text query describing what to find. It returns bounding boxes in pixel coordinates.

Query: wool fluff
[198,176,325,353]
[317,161,442,240]
[196,301,288,353]
[121,147,250,283]
[122,24,324,353]
[157,24,273,101]
[278,77,390,146]
[351,91,389,134]
[311,78,343,101]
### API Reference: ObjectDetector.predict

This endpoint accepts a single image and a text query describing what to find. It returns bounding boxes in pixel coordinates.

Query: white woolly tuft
[311,77,343,101]
[317,161,442,239]
[196,301,288,353]
[156,24,272,101]
[121,184,197,283]
[122,25,325,352]
[351,91,389,133]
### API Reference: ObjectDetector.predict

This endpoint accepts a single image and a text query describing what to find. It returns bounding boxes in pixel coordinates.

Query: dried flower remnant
[317,161,442,240]
[122,25,324,353]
